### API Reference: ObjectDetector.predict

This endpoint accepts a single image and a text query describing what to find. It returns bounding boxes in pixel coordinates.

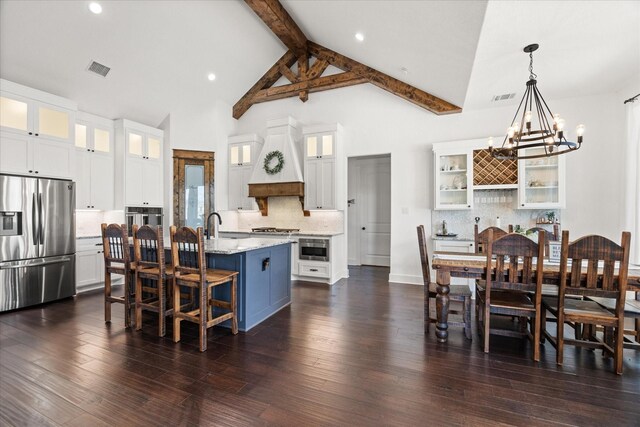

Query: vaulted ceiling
[0,0,637,126]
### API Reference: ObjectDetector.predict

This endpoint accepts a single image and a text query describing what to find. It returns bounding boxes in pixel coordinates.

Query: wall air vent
[491,92,516,102]
[86,61,111,77]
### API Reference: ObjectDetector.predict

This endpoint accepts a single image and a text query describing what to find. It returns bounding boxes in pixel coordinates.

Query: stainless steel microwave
[299,238,330,262]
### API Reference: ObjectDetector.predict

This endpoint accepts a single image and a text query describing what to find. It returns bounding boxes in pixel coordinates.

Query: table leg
[435,270,451,343]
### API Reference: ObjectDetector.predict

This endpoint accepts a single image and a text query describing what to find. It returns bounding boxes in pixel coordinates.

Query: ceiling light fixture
[88,2,102,14]
[355,33,364,42]
[207,73,216,81]
[489,44,584,160]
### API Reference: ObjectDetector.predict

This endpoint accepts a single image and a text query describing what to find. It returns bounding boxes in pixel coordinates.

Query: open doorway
[347,154,391,267]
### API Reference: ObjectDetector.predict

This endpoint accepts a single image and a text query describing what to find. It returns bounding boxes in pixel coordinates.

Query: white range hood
[249,116,303,185]
[247,117,307,216]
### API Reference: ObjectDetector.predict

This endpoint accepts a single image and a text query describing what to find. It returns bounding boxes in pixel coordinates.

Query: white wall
[227,84,627,285]
[158,101,236,238]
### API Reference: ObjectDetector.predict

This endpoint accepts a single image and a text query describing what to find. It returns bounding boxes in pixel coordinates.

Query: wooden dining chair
[132,224,177,337]
[101,223,136,328]
[417,225,471,339]
[541,230,631,374]
[476,229,545,361]
[170,226,239,352]
[474,225,512,254]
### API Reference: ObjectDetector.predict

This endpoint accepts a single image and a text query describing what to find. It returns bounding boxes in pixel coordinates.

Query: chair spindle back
[101,223,130,266]
[132,225,164,269]
[170,226,206,276]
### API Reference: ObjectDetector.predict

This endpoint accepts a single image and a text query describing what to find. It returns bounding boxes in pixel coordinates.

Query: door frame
[347,153,391,266]
[172,149,215,227]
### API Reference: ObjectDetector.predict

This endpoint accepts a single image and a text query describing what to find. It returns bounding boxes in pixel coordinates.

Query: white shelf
[439,169,467,174]
[473,184,518,190]
[524,164,558,169]
[526,186,558,190]
[440,188,467,192]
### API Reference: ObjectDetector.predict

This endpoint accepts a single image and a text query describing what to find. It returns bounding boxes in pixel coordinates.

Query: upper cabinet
[0,79,76,179]
[303,124,345,211]
[115,119,164,208]
[433,146,473,210]
[228,134,263,210]
[518,147,566,209]
[74,112,115,210]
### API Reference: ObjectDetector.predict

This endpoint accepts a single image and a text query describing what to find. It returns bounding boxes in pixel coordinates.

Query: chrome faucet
[206,212,222,240]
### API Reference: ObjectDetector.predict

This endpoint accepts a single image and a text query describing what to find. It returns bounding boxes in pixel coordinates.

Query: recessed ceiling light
[207,73,216,81]
[88,2,102,14]
[355,33,364,42]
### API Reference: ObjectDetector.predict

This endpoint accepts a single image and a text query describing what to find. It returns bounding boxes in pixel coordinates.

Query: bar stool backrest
[101,223,130,268]
[170,226,206,277]
[133,225,165,270]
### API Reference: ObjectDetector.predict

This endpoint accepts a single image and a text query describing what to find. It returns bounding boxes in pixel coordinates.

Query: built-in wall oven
[299,238,330,262]
[125,207,163,236]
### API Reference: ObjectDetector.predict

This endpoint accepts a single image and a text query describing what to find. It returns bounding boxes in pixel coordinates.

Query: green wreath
[263,150,285,175]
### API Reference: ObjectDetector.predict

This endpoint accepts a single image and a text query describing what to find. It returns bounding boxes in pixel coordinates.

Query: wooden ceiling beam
[297,54,309,102]
[233,49,297,119]
[307,58,329,80]
[244,0,308,56]
[252,72,367,103]
[308,41,462,115]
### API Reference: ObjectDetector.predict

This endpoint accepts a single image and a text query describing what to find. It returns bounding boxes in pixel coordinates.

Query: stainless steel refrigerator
[0,174,76,312]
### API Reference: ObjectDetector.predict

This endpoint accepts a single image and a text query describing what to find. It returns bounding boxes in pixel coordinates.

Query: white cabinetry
[227,134,263,211]
[433,145,473,210]
[518,147,566,209]
[75,112,114,210]
[303,124,345,211]
[115,119,164,208]
[0,79,76,179]
[76,238,105,292]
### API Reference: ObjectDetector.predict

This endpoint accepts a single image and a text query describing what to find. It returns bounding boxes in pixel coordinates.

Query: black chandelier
[489,44,585,160]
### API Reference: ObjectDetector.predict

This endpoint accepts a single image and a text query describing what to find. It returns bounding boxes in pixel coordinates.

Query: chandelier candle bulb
[576,124,585,143]
[487,137,494,147]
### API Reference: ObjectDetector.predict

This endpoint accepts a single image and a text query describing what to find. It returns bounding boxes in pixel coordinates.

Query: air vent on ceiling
[491,92,516,102]
[87,61,111,77]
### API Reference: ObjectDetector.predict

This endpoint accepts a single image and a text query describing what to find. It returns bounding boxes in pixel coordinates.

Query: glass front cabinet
[518,147,566,209]
[433,149,473,210]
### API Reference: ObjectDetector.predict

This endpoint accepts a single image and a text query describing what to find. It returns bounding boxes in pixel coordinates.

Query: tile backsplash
[222,196,343,232]
[431,189,559,239]
[76,210,125,237]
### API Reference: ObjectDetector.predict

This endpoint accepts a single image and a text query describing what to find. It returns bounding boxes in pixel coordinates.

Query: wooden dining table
[431,251,640,343]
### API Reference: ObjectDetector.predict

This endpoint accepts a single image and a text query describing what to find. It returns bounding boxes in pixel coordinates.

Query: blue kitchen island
[196,238,292,332]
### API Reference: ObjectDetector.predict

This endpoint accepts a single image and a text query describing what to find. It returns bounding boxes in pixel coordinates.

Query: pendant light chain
[529,51,537,80]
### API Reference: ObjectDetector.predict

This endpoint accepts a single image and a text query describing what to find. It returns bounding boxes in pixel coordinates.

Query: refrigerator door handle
[32,193,38,245]
[0,256,73,270]
[38,192,44,245]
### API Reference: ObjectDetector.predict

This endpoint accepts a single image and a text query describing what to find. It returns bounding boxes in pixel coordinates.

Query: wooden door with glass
[173,150,215,228]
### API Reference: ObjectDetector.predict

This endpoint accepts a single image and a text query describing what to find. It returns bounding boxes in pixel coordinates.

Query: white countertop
[200,237,293,254]
[220,230,343,237]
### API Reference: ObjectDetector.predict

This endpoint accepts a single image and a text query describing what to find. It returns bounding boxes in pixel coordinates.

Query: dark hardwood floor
[1,266,639,426]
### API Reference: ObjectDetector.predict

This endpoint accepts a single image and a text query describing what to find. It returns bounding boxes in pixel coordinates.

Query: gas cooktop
[251,227,300,233]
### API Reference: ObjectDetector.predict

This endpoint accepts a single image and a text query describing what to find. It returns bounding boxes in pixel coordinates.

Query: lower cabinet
[298,260,330,278]
[76,248,105,290]
[433,239,476,297]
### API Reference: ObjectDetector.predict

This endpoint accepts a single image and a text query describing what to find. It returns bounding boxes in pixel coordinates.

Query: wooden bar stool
[101,223,136,328]
[132,225,177,337]
[170,225,239,352]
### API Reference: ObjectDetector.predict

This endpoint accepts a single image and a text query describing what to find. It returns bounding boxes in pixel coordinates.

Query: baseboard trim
[388,273,422,285]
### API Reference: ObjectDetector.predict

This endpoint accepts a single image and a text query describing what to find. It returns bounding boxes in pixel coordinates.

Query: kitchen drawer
[298,261,330,278]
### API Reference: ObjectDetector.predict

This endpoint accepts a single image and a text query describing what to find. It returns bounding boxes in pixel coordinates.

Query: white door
[143,160,163,206]
[32,138,74,179]
[304,160,320,210]
[356,157,391,267]
[0,132,32,175]
[75,150,92,209]
[125,158,145,206]
[319,159,335,209]
[91,154,114,210]
[240,166,254,210]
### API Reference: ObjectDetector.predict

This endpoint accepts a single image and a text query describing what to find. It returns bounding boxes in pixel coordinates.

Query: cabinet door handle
[362,227,366,230]
[35,133,39,136]
[28,170,33,173]
[28,132,33,135]
[87,149,90,152]
[310,268,318,272]
[35,171,39,174]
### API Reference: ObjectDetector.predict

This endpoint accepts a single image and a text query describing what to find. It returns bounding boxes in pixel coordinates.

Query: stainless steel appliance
[125,207,163,236]
[0,174,76,312]
[299,238,330,261]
